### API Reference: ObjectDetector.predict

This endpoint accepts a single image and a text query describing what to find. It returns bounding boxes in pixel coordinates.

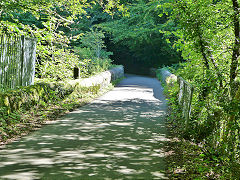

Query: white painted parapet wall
[79,65,124,88]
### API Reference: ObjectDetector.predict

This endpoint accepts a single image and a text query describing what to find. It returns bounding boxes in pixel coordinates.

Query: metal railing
[0,35,36,90]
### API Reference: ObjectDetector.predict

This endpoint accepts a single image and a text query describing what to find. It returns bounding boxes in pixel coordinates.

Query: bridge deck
[0,74,168,179]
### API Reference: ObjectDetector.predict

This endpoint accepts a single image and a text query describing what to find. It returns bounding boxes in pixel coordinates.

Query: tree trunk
[230,0,240,97]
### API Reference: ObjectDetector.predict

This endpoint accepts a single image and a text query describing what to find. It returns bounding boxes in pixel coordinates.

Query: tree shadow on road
[0,97,169,179]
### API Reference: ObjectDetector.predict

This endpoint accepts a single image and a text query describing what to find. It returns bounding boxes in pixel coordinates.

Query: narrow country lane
[0,75,168,179]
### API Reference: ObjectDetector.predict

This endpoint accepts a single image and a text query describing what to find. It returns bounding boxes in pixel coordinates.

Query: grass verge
[0,81,116,147]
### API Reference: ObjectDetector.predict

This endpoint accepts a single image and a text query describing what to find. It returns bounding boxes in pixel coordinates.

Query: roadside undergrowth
[157,70,235,179]
[0,82,115,147]
[165,120,231,179]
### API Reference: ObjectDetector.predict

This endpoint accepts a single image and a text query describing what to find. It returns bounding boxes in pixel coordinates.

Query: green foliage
[99,0,181,72]
[73,28,113,76]
[80,28,106,58]
[79,28,113,59]
[165,136,235,179]
[0,0,126,34]
[33,10,114,79]
[36,46,80,80]
[158,1,240,175]
[157,68,240,178]
[0,1,121,82]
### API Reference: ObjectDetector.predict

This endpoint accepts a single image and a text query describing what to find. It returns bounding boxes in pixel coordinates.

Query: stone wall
[0,66,124,113]
[156,68,193,128]
[78,65,124,89]
[156,68,177,86]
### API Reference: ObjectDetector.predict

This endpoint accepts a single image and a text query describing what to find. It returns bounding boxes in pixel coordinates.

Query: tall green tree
[0,0,126,35]
[0,0,125,80]
[161,0,240,164]
[99,0,181,73]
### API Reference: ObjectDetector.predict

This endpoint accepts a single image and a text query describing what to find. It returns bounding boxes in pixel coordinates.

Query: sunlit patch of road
[0,74,169,179]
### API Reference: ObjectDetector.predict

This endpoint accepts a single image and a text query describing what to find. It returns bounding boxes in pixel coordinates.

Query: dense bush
[158,64,240,178]
[36,28,113,80]
[36,46,79,80]
[157,1,240,176]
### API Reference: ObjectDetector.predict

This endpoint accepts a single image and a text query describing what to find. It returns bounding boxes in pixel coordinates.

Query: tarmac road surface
[0,74,168,179]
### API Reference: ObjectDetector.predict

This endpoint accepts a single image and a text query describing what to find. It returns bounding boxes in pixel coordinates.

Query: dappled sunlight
[95,86,155,102]
[116,168,139,175]
[152,171,169,179]
[2,171,39,180]
[0,76,169,179]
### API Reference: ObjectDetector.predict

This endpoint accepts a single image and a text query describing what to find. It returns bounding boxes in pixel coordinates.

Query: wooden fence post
[177,76,194,130]
[186,86,194,129]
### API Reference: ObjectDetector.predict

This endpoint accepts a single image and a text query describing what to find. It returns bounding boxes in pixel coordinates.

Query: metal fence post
[0,35,3,87]
[0,35,36,89]
[20,35,25,86]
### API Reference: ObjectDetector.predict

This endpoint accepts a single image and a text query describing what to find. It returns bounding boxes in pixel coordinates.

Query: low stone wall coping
[157,68,177,85]
[79,65,124,88]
